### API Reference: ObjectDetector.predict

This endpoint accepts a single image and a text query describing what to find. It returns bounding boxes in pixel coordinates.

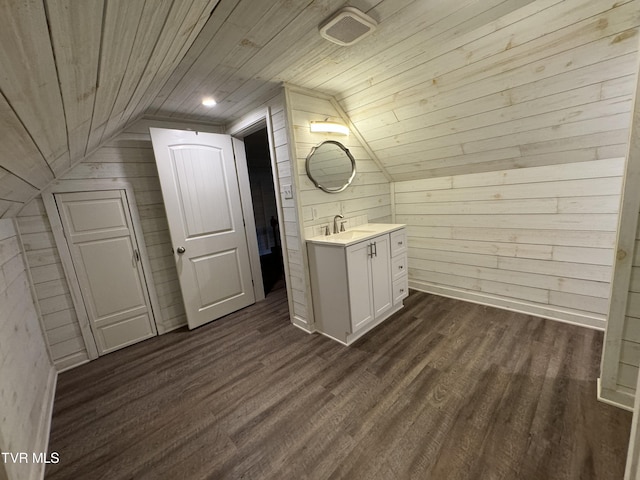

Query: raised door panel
[371,234,393,318]
[347,240,374,332]
[172,145,233,238]
[76,236,148,323]
[192,249,245,308]
[98,314,157,354]
[61,195,129,241]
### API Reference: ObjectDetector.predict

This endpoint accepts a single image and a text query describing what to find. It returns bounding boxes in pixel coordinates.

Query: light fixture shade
[310,121,350,135]
[201,97,217,107]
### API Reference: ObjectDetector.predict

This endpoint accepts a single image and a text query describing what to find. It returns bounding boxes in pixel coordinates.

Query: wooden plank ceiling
[0,0,220,217]
[0,0,638,217]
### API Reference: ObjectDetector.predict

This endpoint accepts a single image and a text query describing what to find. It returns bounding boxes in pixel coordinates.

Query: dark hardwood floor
[46,288,632,480]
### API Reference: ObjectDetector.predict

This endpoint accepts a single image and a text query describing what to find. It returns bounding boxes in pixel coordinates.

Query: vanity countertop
[306,223,405,247]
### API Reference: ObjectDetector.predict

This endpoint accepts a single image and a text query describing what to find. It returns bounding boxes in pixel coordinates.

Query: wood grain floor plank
[46,288,631,480]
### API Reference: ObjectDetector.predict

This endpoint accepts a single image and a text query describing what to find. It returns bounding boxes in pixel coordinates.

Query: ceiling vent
[319,7,377,46]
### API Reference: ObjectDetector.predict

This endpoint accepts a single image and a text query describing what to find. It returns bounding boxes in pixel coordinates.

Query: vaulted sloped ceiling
[152,0,640,180]
[0,0,638,217]
[151,0,541,126]
[0,0,220,216]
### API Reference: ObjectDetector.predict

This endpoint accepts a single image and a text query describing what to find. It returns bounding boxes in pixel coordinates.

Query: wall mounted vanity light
[309,120,350,135]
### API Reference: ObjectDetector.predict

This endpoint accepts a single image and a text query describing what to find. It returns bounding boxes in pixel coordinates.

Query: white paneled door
[55,190,157,355]
[150,128,256,329]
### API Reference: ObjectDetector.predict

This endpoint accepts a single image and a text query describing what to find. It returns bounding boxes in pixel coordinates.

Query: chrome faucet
[333,214,344,234]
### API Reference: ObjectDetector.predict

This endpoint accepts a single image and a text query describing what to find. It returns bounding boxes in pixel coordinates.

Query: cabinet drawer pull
[399,265,404,269]
[400,288,405,293]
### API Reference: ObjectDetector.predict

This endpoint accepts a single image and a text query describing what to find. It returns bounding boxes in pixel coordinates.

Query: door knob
[176,246,186,254]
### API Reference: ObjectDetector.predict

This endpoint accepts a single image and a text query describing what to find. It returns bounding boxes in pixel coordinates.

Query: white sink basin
[329,230,373,240]
[306,223,406,246]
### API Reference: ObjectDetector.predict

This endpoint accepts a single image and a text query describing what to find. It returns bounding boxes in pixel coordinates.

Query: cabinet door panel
[371,235,393,318]
[347,241,374,331]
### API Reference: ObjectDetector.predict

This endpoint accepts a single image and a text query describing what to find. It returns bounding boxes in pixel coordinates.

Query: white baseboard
[54,351,90,373]
[31,366,57,480]
[409,280,606,331]
[292,316,314,333]
[159,321,187,335]
[598,378,635,412]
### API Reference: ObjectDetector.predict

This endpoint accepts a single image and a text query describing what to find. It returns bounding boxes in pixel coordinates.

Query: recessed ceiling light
[202,97,217,107]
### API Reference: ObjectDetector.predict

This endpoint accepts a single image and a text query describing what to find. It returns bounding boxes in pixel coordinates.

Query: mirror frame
[305,140,356,193]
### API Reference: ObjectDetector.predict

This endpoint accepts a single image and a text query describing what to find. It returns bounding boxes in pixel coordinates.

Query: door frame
[42,179,162,360]
[226,108,292,308]
[231,136,265,303]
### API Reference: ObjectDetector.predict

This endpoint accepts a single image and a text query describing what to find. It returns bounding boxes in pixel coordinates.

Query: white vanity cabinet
[346,233,392,331]
[307,225,406,345]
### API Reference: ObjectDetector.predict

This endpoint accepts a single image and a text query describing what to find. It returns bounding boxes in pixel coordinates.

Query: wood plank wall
[0,218,56,480]
[285,88,392,331]
[600,70,640,410]
[287,89,392,234]
[16,197,88,371]
[396,158,623,328]
[264,92,309,329]
[617,222,640,397]
[337,0,639,180]
[228,89,311,330]
[16,119,224,371]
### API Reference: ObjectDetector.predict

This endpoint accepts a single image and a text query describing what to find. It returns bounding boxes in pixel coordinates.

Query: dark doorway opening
[244,127,285,295]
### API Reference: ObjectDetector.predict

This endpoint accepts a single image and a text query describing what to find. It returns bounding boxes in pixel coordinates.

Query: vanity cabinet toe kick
[307,225,407,345]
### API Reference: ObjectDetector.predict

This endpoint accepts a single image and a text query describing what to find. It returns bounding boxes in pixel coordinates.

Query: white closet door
[56,190,157,354]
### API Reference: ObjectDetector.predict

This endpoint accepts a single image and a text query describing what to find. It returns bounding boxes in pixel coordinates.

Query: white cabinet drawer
[391,254,407,281]
[390,229,407,257]
[393,276,409,305]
